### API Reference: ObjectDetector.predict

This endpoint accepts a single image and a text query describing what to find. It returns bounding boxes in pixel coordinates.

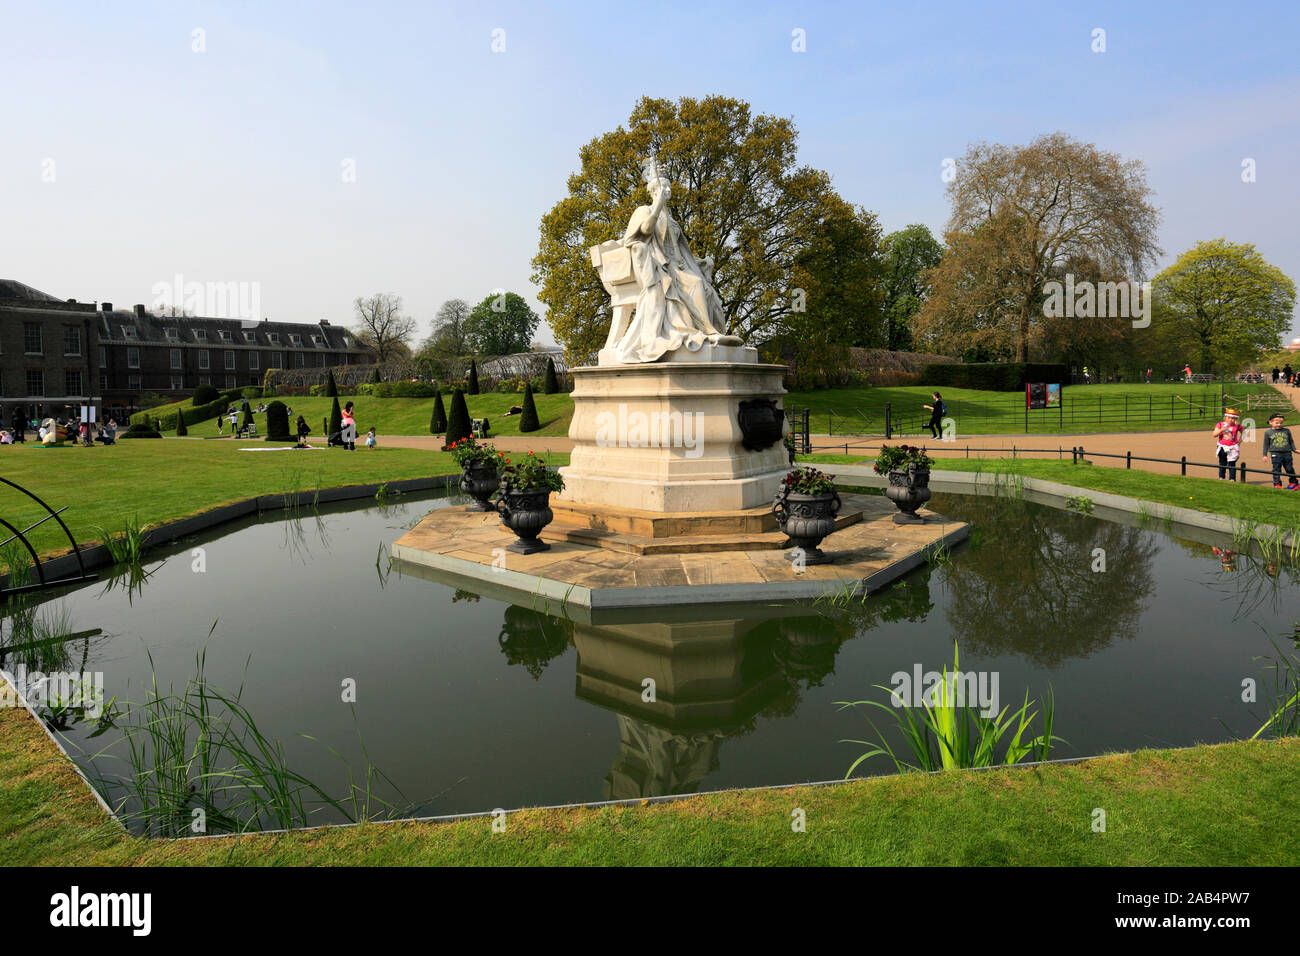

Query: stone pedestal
[556,358,789,514]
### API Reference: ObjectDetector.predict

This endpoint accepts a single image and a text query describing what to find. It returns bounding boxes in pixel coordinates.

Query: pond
[4,487,1297,835]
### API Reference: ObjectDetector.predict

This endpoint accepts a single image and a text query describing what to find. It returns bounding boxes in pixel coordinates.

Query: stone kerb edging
[0,475,455,591]
[830,465,1297,547]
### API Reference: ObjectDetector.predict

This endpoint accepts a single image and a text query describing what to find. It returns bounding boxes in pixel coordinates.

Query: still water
[8,489,1298,833]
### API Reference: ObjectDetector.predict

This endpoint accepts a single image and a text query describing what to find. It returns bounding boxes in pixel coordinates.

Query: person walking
[365,427,377,449]
[1213,409,1243,481]
[1284,363,1294,387]
[1272,366,1281,383]
[1145,367,1152,384]
[340,401,357,451]
[923,392,946,439]
[1183,363,1193,384]
[295,414,311,446]
[1262,412,1299,490]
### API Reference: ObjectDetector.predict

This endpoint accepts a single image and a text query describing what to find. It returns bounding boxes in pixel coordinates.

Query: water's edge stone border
[1,474,457,591]
[832,466,1294,546]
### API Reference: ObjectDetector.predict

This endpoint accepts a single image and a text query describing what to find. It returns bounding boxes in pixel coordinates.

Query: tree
[880,224,943,351]
[329,395,342,439]
[519,382,540,432]
[532,95,853,361]
[444,389,471,448]
[467,359,480,395]
[423,298,472,357]
[351,293,416,364]
[430,390,447,434]
[371,366,383,384]
[543,357,560,394]
[915,133,1162,362]
[1151,239,1296,373]
[464,292,539,356]
[241,404,254,432]
[175,412,188,436]
[193,384,218,407]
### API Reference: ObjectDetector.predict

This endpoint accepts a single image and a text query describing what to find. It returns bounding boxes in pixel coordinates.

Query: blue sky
[3,0,1298,344]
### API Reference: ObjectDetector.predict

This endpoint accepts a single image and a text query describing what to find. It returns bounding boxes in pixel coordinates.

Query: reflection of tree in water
[496,606,572,680]
[937,497,1158,667]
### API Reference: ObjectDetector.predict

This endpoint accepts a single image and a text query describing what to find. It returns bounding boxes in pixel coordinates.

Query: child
[365,427,377,449]
[1261,412,1298,490]
[1212,408,1242,480]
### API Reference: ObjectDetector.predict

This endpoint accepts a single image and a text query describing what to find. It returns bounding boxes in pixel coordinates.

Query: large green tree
[880,224,943,351]
[1151,239,1296,373]
[532,95,854,361]
[464,292,539,356]
[915,133,1162,362]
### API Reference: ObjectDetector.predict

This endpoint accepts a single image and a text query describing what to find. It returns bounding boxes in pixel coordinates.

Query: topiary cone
[519,382,540,433]
[430,390,447,434]
[444,388,472,448]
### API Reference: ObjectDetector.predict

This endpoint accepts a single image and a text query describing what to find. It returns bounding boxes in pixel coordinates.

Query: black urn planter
[495,486,555,554]
[460,461,500,511]
[773,488,842,565]
[885,466,931,523]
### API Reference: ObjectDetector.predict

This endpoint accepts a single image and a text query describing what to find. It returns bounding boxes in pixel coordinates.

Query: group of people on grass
[1270,365,1295,386]
[1213,409,1297,489]
[0,415,118,446]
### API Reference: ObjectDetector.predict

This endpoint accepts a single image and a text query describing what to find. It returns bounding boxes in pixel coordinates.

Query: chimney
[320,319,330,326]
[101,302,113,312]
[67,299,77,304]
[134,304,146,317]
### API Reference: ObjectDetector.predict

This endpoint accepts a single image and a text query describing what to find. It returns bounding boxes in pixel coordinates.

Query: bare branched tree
[352,293,416,364]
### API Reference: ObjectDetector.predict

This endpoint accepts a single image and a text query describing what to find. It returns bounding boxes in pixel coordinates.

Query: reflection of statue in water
[604,716,723,800]
[601,157,744,364]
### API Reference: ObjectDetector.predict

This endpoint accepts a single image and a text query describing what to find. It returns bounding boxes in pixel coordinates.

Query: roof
[97,311,361,350]
[0,280,62,302]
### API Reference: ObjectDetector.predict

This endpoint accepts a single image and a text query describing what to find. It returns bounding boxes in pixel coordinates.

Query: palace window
[64,326,81,355]
[171,349,182,370]
[23,323,42,354]
[26,370,44,395]
[127,348,141,369]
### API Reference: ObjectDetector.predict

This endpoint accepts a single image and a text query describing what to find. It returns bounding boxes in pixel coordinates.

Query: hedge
[921,362,1070,391]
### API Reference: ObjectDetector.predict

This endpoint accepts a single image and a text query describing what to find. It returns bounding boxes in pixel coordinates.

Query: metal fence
[822,391,1242,437]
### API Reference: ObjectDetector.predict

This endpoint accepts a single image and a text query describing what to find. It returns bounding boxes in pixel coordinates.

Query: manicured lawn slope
[805,455,1300,527]
[785,382,1278,435]
[142,393,575,438]
[2,695,1296,865]
[0,441,513,563]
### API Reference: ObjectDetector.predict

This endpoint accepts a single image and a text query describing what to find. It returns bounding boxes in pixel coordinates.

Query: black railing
[0,477,98,598]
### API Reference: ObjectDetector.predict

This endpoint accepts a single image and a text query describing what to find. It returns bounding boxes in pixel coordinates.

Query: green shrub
[309,384,326,397]
[372,381,437,398]
[262,385,276,397]
[444,389,472,448]
[329,395,342,438]
[264,401,291,441]
[544,357,560,394]
[430,390,447,434]
[519,382,540,433]
[468,360,480,395]
[241,386,263,400]
[922,362,1069,392]
[175,413,188,436]
[192,384,219,407]
[355,383,375,396]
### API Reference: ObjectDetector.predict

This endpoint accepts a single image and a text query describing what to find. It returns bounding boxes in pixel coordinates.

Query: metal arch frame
[0,476,97,599]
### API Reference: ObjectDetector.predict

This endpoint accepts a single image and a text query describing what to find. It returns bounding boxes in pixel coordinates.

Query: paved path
[375,385,1300,485]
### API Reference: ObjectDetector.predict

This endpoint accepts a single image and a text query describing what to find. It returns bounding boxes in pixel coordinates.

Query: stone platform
[390,494,967,609]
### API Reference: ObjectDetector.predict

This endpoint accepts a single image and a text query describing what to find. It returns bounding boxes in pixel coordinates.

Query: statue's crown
[640,155,663,185]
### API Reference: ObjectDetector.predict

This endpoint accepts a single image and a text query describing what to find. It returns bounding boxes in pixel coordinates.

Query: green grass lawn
[802,453,1300,528]
[785,382,1281,435]
[2,689,1295,865]
[141,393,575,438]
[0,440,565,565]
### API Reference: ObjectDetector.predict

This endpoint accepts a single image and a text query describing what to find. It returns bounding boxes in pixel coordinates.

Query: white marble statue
[593,159,743,364]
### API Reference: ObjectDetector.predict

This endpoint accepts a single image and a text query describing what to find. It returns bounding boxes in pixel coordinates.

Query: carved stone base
[556,359,789,514]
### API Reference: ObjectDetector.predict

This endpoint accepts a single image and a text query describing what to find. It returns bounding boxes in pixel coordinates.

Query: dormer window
[289,334,303,346]
[243,331,257,343]
[121,326,138,340]
[164,328,179,340]
[312,334,326,347]
[195,329,208,341]
[267,332,280,344]
[219,330,233,342]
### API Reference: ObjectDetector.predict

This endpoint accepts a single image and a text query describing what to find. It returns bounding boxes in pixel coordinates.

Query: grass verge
[2,691,1296,865]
